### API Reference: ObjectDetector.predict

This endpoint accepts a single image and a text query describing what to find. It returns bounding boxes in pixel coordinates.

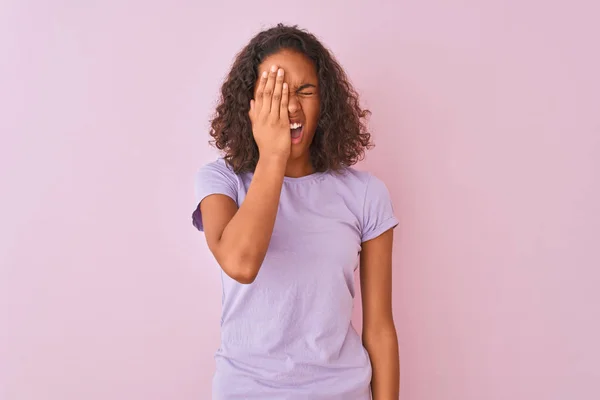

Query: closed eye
[295,83,317,96]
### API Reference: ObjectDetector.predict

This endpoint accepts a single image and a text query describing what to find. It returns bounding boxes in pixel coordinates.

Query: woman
[192,23,400,399]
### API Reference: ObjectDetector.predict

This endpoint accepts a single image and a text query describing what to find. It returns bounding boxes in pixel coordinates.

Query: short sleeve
[191,159,239,232]
[361,174,399,242]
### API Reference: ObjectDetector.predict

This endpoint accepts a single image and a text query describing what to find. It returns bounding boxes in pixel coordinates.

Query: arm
[199,156,286,284]
[360,228,400,399]
[199,65,291,284]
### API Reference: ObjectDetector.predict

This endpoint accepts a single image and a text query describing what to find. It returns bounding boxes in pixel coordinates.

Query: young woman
[192,23,400,400]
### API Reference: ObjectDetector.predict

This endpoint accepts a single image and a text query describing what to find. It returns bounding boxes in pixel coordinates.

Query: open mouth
[290,122,303,140]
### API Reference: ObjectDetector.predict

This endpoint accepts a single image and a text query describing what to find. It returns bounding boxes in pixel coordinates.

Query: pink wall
[2,1,599,399]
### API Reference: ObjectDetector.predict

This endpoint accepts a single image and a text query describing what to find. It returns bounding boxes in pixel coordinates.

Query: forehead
[258,50,317,83]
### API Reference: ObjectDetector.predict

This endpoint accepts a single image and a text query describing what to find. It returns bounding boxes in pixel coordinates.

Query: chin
[289,146,306,160]
[290,141,313,160]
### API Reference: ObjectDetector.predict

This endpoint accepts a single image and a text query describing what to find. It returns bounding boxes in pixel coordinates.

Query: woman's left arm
[360,228,400,400]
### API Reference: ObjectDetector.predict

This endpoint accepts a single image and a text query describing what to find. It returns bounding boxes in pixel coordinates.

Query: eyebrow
[294,83,317,92]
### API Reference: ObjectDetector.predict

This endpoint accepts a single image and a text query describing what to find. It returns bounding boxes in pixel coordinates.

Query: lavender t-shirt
[192,157,398,400]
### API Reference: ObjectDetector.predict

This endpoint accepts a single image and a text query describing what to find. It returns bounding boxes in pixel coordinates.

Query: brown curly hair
[208,23,373,174]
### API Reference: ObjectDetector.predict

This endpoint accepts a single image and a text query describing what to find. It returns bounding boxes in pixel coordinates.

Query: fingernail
[262,71,267,78]
[277,68,284,76]
[271,65,277,72]
[283,83,288,89]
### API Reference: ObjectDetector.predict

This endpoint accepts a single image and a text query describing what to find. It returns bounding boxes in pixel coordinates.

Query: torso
[212,165,374,399]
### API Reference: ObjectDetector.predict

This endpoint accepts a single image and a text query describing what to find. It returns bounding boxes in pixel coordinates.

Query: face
[255,49,320,162]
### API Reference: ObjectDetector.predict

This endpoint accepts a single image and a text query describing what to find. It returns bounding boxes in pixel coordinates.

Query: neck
[285,155,314,178]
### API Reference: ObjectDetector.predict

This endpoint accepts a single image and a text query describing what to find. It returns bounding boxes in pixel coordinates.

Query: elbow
[362,324,398,348]
[229,268,258,284]
[222,252,263,284]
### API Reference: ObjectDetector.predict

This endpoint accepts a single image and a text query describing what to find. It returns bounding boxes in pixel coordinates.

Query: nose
[288,93,301,115]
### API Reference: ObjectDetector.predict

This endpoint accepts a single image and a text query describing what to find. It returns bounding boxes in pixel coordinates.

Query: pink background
[2,1,599,399]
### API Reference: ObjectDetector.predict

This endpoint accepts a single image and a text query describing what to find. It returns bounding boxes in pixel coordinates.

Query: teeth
[290,122,302,129]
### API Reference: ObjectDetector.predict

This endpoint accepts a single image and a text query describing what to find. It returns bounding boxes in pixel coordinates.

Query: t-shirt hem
[361,216,399,243]
[192,190,237,232]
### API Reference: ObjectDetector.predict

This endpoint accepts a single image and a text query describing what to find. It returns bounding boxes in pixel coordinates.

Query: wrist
[258,153,288,170]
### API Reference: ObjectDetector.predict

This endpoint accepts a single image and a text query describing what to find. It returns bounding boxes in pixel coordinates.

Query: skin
[199,49,399,399]
[361,229,400,399]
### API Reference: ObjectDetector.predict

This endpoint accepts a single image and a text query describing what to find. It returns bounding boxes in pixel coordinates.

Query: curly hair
[208,23,373,174]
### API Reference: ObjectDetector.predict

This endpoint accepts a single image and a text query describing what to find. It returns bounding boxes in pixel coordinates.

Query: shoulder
[194,157,244,188]
[196,157,237,178]
[331,167,390,198]
[193,157,241,204]
[336,168,397,241]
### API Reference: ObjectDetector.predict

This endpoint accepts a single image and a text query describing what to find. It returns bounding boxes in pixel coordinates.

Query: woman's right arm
[199,65,291,284]
[199,156,286,284]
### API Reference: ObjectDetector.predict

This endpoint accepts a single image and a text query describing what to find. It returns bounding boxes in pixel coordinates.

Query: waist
[212,351,372,400]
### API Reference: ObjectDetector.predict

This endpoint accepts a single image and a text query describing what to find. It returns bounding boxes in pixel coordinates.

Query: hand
[249,65,291,161]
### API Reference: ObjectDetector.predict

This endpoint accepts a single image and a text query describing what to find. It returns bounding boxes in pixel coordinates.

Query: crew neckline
[283,170,327,183]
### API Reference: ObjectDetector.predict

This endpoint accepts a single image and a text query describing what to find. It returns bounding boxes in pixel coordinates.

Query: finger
[270,68,285,118]
[254,71,267,111]
[260,65,278,115]
[279,82,289,121]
